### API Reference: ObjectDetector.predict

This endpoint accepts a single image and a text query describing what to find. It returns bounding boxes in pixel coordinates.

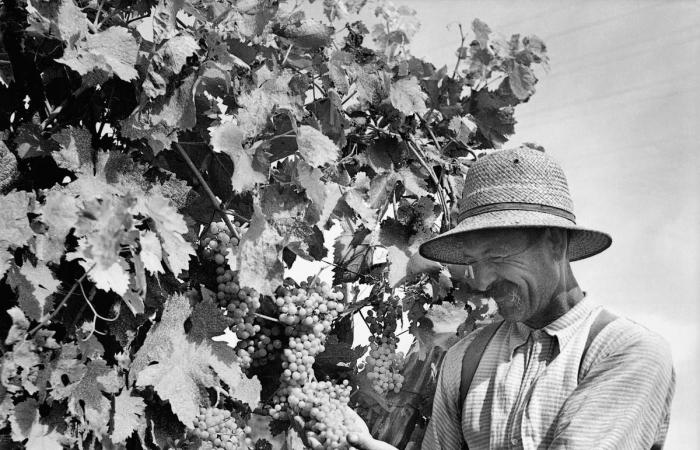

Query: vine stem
[452,23,466,79]
[254,312,280,323]
[173,142,240,240]
[28,264,95,336]
[405,135,452,227]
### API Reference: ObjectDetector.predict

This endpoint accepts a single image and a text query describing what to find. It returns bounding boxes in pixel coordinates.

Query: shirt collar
[541,292,596,350]
[504,291,597,357]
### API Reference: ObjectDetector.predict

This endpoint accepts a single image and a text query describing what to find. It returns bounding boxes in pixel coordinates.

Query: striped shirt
[422,297,675,450]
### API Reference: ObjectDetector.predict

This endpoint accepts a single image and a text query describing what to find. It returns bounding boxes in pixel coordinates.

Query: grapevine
[0,0,548,446]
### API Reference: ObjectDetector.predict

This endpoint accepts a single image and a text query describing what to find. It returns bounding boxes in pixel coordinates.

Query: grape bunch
[236,325,284,369]
[269,278,346,410]
[285,380,366,450]
[279,334,325,390]
[202,221,263,362]
[190,406,252,449]
[365,295,402,336]
[366,335,405,394]
[364,296,405,395]
[275,279,345,337]
[201,221,238,266]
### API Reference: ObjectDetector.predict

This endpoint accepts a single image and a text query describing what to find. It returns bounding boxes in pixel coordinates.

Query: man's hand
[302,405,398,450]
[346,432,399,450]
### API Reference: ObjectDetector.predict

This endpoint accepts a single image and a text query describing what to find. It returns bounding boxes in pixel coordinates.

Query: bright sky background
[394,0,699,447]
[290,0,699,447]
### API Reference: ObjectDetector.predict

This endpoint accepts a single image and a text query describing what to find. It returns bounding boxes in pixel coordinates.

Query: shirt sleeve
[422,335,476,450]
[549,323,676,450]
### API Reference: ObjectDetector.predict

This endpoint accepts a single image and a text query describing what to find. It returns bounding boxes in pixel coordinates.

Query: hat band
[458,202,576,223]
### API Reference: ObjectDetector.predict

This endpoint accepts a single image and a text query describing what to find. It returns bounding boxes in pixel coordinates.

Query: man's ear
[544,228,568,261]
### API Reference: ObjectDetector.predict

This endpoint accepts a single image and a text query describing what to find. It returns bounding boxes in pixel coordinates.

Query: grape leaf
[0,140,19,191]
[56,26,140,82]
[448,115,477,146]
[120,73,197,154]
[187,299,231,344]
[13,122,60,159]
[2,340,41,395]
[48,343,86,401]
[0,37,14,88]
[134,192,195,278]
[25,0,89,46]
[4,307,29,345]
[0,190,34,260]
[161,34,199,76]
[111,388,146,444]
[229,205,285,297]
[292,160,326,211]
[386,245,410,287]
[139,230,164,274]
[9,398,64,448]
[67,195,136,295]
[472,18,491,48]
[132,294,258,427]
[424,302,468,334]
[507,62,537,100]
[210,121,267,193]
[50,126,94,173]
[389,77,427,116]
[65,359,120,435]
[7,262,60,321]
[397,167,429,197]
[37,188,80,262]
[236,68,303,139]
[273,16,333,49]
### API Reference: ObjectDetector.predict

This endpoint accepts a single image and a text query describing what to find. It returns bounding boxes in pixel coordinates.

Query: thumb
[346,432,398,450]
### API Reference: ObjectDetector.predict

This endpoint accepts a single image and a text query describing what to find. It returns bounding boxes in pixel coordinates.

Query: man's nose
[465,262,497,292]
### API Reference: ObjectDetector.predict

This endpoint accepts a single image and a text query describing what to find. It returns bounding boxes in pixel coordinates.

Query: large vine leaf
[56,27,140,82]
[131,294,260,427]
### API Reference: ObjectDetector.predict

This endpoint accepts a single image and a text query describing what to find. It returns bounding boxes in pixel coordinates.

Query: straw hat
[418,147,612,264]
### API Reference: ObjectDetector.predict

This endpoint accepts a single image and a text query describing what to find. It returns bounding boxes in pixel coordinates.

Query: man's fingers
[346,432,398,450]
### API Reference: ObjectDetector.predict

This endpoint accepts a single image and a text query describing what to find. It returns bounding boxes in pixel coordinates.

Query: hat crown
[459,147,575,222]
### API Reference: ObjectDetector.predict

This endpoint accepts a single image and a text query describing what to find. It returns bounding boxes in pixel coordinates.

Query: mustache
[464,280,520,300]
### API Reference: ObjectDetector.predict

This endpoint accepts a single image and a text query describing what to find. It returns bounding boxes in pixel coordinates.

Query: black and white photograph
[0,0,696,448]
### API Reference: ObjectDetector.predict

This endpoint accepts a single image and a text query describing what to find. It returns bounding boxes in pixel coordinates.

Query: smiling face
[459,227,569,328]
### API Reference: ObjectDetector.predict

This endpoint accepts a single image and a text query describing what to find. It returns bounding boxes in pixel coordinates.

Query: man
[346,147,675,449]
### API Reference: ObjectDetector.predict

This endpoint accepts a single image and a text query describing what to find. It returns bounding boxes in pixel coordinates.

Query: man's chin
[493,297,526,322]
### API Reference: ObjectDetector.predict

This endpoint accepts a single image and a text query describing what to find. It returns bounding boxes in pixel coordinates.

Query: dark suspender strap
[458,321,503,450]
[579,309,618,381]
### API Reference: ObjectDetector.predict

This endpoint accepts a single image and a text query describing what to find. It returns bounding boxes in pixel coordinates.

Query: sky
[389,0,699,446]
[287,0,699,446]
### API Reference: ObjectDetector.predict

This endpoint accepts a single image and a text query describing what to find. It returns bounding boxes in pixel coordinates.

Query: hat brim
[418,209,612,265]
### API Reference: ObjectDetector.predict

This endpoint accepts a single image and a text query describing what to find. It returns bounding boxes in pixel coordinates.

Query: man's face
[459,228,562,327]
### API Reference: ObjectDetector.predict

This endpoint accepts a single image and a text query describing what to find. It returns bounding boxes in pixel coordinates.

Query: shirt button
[511,437,519,445]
